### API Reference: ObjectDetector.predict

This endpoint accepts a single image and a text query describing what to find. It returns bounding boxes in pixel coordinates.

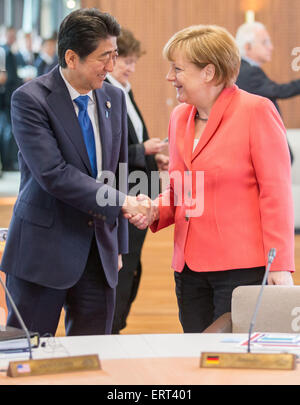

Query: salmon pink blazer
[151,85,295,273]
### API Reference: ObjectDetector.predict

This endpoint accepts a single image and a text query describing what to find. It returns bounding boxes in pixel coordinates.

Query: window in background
[0,0,81,37]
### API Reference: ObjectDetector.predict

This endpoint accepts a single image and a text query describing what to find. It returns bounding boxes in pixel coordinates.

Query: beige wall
[82,0,300,138]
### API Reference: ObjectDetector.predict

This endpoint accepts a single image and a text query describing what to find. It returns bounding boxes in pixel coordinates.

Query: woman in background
[107,28,168,334]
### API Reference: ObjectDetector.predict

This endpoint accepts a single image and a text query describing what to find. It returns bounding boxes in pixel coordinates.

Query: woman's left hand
[267,271,294,285]
[155,153,169,171]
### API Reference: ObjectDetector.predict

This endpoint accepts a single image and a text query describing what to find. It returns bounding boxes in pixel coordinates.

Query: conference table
[0,333,300,385]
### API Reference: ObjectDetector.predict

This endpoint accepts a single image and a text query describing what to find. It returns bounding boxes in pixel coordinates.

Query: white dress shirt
[59,67,102,179]
[107,73,144,143]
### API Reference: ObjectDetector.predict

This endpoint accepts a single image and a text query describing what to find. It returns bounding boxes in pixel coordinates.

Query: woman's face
[111,54,139,86]
[166,51,209,105]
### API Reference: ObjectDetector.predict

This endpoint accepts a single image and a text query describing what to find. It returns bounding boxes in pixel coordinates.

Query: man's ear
[64,49,79,69]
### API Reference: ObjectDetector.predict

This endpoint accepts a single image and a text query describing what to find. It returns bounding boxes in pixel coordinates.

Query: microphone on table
[0,229,102,378]
[200,247,296,370]
[0,228,33,359]
[247,248,276,353]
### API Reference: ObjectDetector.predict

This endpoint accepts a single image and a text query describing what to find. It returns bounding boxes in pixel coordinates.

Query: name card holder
[7,354,101,378]
[200,352,296,370]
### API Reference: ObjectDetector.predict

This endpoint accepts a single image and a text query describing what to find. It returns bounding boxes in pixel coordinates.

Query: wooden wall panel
[82,0,300,136]
[82,0,179,140]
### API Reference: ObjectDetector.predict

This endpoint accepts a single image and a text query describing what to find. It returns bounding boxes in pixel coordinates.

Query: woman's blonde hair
[163,25,241,86]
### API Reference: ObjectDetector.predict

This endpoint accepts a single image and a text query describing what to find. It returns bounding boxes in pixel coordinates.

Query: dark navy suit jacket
[236,59,300,113]
[1,66,128,289]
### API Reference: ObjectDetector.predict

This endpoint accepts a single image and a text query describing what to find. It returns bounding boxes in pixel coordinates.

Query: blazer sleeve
[247,67,300,100]
[250,97,295,271]
[150,184,176,232]
[150,111,176,233]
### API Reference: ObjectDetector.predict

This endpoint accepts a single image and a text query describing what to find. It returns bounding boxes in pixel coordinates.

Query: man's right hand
[122,195,152,229]
[123,195,159,230]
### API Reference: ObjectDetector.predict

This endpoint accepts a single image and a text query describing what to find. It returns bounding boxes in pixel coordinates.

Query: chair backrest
[231,285,300,333]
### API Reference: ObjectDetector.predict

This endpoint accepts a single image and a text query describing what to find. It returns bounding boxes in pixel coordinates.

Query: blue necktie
[74,95,97,178]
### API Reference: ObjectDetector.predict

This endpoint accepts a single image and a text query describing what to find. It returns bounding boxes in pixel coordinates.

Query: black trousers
[111,252,142,334]
[174,264,265,333]
[0,110,19,171]
[6,238,115,337]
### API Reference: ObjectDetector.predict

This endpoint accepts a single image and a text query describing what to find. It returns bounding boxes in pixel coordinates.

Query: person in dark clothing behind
[0,27,23,171]
[106,28,169,334]
[34,36,58,77]
[235,22,300,164]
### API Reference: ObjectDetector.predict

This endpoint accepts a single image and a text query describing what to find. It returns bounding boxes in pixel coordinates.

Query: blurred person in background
[35,35,58,77]
[17,31,39,67]
[16,31,40,82]
[0,60,7,176]
[106,28,169,334]
[0,27,22,171]
[235,22,300,164]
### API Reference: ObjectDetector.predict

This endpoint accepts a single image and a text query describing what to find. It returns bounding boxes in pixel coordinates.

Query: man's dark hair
[58,8,121,68]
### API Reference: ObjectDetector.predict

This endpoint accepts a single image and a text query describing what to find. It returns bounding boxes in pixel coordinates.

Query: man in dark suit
[236,22,300,163]
[1,9,149,337]
[35,37,58,77]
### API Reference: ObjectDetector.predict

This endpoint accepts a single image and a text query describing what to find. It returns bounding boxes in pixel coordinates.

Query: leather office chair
[204,285,300,333]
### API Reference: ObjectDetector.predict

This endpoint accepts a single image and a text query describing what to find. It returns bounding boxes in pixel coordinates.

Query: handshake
[122,195,159,229]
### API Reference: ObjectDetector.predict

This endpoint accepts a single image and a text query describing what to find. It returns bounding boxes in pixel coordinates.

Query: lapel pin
[106,101,111,109]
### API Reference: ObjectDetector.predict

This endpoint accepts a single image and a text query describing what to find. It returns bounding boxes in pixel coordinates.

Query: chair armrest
[203,312,232,333]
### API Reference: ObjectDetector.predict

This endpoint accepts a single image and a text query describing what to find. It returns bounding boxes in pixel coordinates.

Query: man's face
[43,40,57,58]
[65,36,118,93]
[246,28,273,65]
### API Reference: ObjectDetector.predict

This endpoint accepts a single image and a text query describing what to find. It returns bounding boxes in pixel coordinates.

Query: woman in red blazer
[127,25,295,333]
